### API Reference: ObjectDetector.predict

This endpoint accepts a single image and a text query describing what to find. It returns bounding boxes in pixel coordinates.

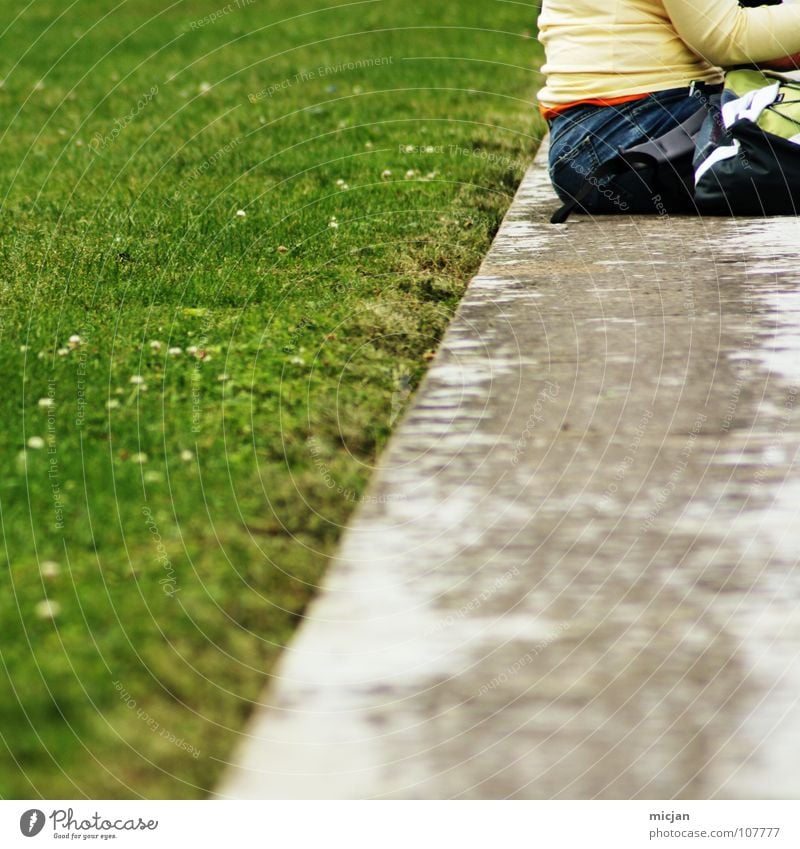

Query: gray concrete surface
[218,139,800,799]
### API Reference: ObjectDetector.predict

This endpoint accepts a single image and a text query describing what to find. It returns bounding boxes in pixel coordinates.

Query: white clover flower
[40,561,60,579]
[276,245,288,254]
[68,334,82,347]
[131,452,148,464]
[35,599,61,620]
[106,399,120,410]
[290,356,305,366]
[57,347,70,356]
[144,470,162,483]
[381,169,392,180]
[129,375,145,385]
[199,81,212,94]
[38,397,54,408]
[328,217,338,229]
[186,346,198,355]
[404,169,417,180]
[149,340,162,351]
[236,209,247,218]
[217,373,230,382]
[180,449,194,462]
[27,436,45,449]
[364,141,373,150]
[20,345,28,353]
[336,178,346,186]
[167,346,182,356]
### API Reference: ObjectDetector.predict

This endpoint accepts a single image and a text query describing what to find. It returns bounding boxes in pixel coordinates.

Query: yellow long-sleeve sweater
[538,0,800,108]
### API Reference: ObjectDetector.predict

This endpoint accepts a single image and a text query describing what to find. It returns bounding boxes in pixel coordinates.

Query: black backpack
[550,105,709,224]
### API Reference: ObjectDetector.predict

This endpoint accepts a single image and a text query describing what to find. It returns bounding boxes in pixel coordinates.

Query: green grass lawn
[0,0,544,798]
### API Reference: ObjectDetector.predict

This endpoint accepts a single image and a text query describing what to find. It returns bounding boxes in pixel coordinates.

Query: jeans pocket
[551,131,598,169]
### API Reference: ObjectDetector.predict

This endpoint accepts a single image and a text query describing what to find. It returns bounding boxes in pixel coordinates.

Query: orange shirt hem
[539,92,650,121]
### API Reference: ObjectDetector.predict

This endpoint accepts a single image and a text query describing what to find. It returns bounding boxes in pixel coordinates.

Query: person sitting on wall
[538,0,800,213]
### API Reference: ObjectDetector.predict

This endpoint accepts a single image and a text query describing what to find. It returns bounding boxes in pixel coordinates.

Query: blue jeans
[548,84,721,213]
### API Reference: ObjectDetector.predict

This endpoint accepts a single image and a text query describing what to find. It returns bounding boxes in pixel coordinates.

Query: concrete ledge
[218,139,800,799]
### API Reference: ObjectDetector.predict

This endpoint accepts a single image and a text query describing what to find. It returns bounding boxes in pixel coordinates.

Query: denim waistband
[546,81,722,125]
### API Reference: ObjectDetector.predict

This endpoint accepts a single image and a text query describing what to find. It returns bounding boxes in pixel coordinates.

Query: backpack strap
[550,153,650,224]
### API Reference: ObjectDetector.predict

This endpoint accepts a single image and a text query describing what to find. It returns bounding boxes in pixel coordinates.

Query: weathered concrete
[218,139,800,799]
